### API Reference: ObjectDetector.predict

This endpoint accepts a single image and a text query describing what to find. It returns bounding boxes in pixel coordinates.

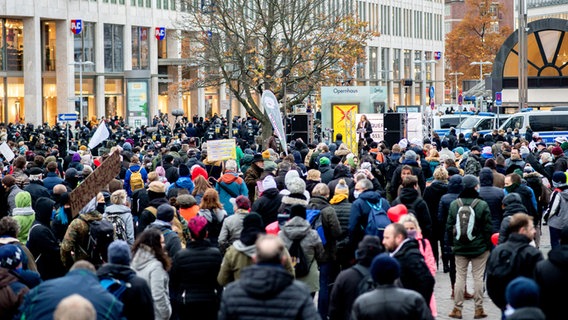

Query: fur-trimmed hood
[280,194,308,207]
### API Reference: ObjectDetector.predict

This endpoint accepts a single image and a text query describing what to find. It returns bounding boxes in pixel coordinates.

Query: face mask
[504,183,518,193]
[354,191,361,199]
[407,230,417,239]
[539,159,543,164]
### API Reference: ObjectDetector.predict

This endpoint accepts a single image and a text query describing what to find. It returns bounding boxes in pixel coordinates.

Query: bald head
[54,294,96,320]
[254,234,285,265]
[53,184,67,195]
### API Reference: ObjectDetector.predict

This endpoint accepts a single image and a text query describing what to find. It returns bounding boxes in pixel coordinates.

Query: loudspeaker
[384,113,404,132]
[291,114,312,132]
[384,131,403,149]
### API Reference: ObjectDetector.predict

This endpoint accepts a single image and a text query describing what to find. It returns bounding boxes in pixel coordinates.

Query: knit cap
[156,204,175,222]
[335,179,349,195]
[319,157,330,166]
[262,175,277,191]
[0,244,22,269]
[15,191,32,208]
[287,177,306,195]
[370,253,400,285]
[107,240,131,265]
[506,276,540,308]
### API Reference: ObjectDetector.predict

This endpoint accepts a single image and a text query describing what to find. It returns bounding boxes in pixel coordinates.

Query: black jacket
[137,197,169,234]
[218,264,319,320]
[423,180,448,241]
[534,244,568,320]
[251,188,283,227]
[391,239,435,304]
[170,239,223,307]
[391,188,432,240]
[96,263,154,320]
[329,264,366,320]
[24,181,50,210]
[479,169,505,233]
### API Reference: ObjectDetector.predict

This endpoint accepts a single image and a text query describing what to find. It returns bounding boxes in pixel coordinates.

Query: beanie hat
[462,174,479,189]
[447,166,460,176]
[188,216,208,238]
[552,171,567,188]
[191,165,208,181]
[0,244,22,269]
[240,212,265,246]
[506,276,540,308]
[398,139,408,150]
[264,160,277,172]
[107,240,131,265]
[262,175,277,191]
[335,179,349,195]
[552,146,564,156]
[65,167,78,179]
[230,195,251,210]
[156,204,175,222]
[441,140,449,148]
[319,157,330,166]
[370,253,401,285]
[179,164,190,178]
[404,150,417,161]
[453,147,465,155]
[290,204,306,219]
[355,235,383,265]
[306,169,321,181]
[72,153,82,162]
[148,181,166,194]
[262,150,271,160]
[122,142,132,151]
[15,191,32,208]
[360,162,372,171]
[285,170,301,187]
[287,177,306,195]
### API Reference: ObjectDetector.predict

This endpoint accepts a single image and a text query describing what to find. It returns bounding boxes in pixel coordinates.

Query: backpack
[129,167,145,191]
[199,208,223,237]
[352,264,376,296]
[105,214,128,241]
[454,198,480,242]
[288,238,312,278]
[486,242,528,309]
[80,216,115,265]
[306,208,326,246]
[364,199,391,238]
[100,276,131,300]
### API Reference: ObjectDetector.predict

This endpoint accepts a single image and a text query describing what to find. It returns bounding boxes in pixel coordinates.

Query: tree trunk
[259,114,272,150]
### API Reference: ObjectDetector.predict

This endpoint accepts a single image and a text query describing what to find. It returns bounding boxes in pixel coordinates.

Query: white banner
[262,90,288,154]
[88,121,110,150]
[0,142,15,162]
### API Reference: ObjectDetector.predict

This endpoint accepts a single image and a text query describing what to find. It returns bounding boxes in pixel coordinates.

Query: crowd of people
[0,116,567,320]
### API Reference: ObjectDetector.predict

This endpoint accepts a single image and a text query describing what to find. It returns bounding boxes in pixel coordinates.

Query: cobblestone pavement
[434,225,551,320]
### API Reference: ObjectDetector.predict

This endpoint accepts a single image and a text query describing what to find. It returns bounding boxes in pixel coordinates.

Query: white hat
[555,136,567,144]
[482,146,492,155]
[262,175,277,191]
[398,139,408,150]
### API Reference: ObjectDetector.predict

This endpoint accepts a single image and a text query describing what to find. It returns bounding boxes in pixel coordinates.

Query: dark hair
[335,133,343,140]
[0,216,19,237]
[132,228,171,271]
[2,175,16,188]
[47,161,58,172]
[401,175,418,188]
[508,213,533,234]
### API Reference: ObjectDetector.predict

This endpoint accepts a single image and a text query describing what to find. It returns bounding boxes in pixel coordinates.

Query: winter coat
[498,202,528,244]
[351,284,434,320]
[320,165,334,184]
[12,206,35,245]
[170,239,222,311]
[42,172,64,194]
[348,190,390,247]
[330,196,351,245]
[215,172,248,216]
[60,210,103,269]
[328,264,367,320]
[167,176,195,197]
[124,164,149,196]
[307,196,342,263]
[244,163,263,203]
[104,204,135,245]
[278,194,309,216]
[391,187,432,240]
[218,264,320,320]
[438,177,463,246]
[392,238,436,304]
[479,169,505,233]
[327,166,354,197]
[198,208,227,247]
[218,209,247,251]
[0,268,30,319]
[547,189,568,231]
[422,180,448,243]
[19,269,123,320]
[446,190,493,257]
[12,168,30,189]
[96,263,155,320]
[6,185,22,216]
[23,181,50,209]
[390,160,426,198]
[137,197,169,234]
[131,245,171,320]
[534,243,568,320]
[147,220,182,259]
[275,169,289,191]
[251,187,283,227]
[131,188,150,218]
[279,216,324,293]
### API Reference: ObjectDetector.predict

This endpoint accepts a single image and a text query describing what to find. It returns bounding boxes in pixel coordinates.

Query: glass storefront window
[74,22,95,71]
[74,78,95,122]
[6,77,24,123]
[104,24,124,72]
[43,77,57,125]
[42,22,56,72]
[105,78,124,119]
[2,19,24,71]
[132,26,149,70]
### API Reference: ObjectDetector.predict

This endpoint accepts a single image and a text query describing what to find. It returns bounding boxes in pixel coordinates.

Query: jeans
[550,226,562,249]
[454,250,490,310]
[318,262,338,319]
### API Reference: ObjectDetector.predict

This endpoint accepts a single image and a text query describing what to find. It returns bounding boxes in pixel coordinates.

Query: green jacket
[60,211,102,269]
[446,197,493,257]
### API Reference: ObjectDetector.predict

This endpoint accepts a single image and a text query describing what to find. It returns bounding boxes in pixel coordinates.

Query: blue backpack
[364,199,391,238]
[100,277,131,299]
[307,208,327,246]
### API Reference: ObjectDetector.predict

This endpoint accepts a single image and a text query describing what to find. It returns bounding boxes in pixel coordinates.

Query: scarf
[329,193,348,205]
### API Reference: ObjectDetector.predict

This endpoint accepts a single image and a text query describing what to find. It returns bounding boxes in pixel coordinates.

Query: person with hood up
[251,175,283,227]
[168,164,195,197]
[96,240,155,320]
[218,195,251,252]
[26,197,66,280]
[278,177,309,220]
[170,216,223,320]
[319,157,334,184]
[137,181,170,234]
[104,189,135,246]
[278,204,324,296]
[131,228,172,320]
[216,159,248,216]
[11,191,35,245]
[391,175,432,241]
[147,204,182,258]
[422,166,449,268]
[292,150,307,174]
[479,168,505,233]
[498,193,529,245]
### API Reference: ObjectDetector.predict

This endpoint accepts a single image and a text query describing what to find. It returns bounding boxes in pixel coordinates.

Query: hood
[105,204,131,215]
[131,245,157,270]
[390,153,402,162]
[398,187,420,204]
[35,197,55,225]
[239,264,294,298]
[332,165,351,179]
[149,220,172,231]
[319,165,331,173]
[262,188,281,199]
[479,168,494,186]
[401,159,418,166]
[96,263,137,280]
[548,245,568,268]
[281,216,311,240]
[220,172,240,184]
[428,180,448,193]
[447,176,464,194]
[233,240,256,257]
[503,202,528,217]
[358,190,381,202]
[292,151,302,164]
[12,207,35,216]
[281,195,308,207]
[175,177,194,188]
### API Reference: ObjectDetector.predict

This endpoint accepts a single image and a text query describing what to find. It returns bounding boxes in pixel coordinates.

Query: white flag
[88,121,110,149]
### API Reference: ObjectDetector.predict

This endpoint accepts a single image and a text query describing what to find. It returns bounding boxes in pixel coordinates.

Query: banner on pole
[262,90,288,154]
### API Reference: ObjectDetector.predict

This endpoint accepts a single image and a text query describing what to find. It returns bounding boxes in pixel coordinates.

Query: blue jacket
[168,176,195,194]
[124,164,148,196]
[348,190,390,247]
[19,269,124,320]
[42,172,64,194]
[216,173,248,215]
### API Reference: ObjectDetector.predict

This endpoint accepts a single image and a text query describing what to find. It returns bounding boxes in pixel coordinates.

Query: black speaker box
[291,114,310,132]
[384,113,404,132]
[384,131,403,149]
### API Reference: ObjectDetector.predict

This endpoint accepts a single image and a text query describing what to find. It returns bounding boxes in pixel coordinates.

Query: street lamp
[70,60,95,126]
[449,72,464,105]
[470,61,492,81]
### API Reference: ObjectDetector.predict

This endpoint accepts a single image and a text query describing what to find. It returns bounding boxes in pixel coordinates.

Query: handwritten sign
[206,139,236,161]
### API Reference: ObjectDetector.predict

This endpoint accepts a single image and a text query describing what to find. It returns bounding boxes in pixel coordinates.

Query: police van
[456,112,511,138]
[499,109,568,144]
[433,112,474,136]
